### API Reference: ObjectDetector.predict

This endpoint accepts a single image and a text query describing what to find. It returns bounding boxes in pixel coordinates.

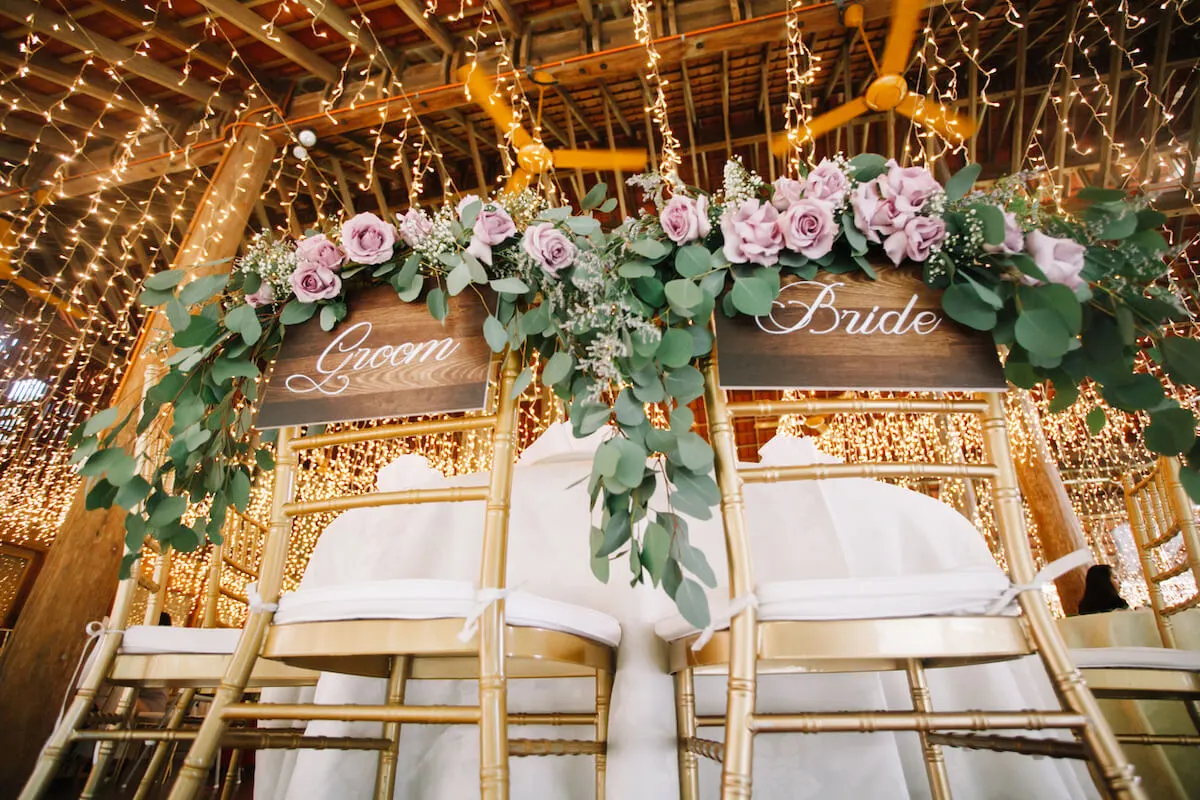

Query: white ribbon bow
[692,592,759,652]
[457,587,514,643]
[986,549,1093,615]
[246,582,279,614]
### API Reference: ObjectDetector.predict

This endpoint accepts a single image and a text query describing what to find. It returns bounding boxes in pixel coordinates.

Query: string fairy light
[783,0,820,172]
[630,0,681,176]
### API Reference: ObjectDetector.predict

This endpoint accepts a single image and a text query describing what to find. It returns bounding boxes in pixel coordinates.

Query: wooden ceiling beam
[86,0,241,77]
[554,86,601,142]
[0,51,159,119]
[0,86,136,140]
[0,0,236,111]
[193,0,340,84]
[393,0,458,55]
[295,0,382,60]
[596,82,634,139]
[490,0,526,37]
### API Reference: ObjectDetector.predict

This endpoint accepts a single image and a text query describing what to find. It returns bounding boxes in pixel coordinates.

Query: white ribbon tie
[458,587,514,642]
[986,549,1093,615]
[58,620,117,725]
[246,582,279,614]
[693,592,758,652]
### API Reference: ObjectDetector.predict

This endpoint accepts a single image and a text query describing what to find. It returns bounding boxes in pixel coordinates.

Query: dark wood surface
[257,284,494,429]
[714,269,1007,391]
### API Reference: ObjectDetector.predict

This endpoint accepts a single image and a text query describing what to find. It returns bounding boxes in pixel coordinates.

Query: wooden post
[1055,4,1079,203]
[1097,9,1125,187]
[1010,19,1027,173]
[1013,393,1090,613]
[0,120,274,794]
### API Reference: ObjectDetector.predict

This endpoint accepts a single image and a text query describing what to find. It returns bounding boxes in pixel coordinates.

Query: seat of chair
[109,626,318,689]
[263,579,620,679]
[655,570,1032,674]
[1070,645,1200,699]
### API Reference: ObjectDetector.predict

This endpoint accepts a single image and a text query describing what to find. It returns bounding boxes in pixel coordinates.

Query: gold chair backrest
[1122,456,1200,649]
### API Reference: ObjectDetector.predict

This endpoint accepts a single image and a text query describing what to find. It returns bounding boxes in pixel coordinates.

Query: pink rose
[721,200,783,267]
[1025,230,1087,289]
[295,233,344,272]
[896,215,946,264]
[801,159,850,206]
[466,236,493,266]
[771,177,803,211]
[289,262,341,303]
[340,211,396,265]
[777,198,837,259]
[850,181,915,243]
[661,194,711,244]
[523,222,576,277]
[880,160,942,211]
[398,209,432,248]
[473,204,516,246]
[982,211,1024,256]
[245,283,275,308]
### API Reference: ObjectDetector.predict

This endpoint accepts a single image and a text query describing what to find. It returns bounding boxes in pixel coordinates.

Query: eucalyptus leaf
[224,303,262,346]
[144,269,186,291]
[730,276,774,316]
[1144,407,1197,455]
[582,182,608,210]
[1086,406,1107,435]
[675,244,711,278]
[630,238,669,260]
[674,578,711,629]
[483,315,508,353]
[280,300,318,325]
[541,351,574,385]
[427,287,449,321]
[490,277,530,295]
[657,327,693,369]
[1014,309,1074,358]
[178,274,229,307]
[509,366,533,399]
[82,407,120,437]
[942,283,997,330]
[664,279,703,314]
[944,163,981,203]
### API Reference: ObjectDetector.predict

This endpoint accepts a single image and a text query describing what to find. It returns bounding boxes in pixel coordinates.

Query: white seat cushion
[120,626,241,655]
[274,579,621,648]
[655,569,1013,643]
[1071,646,1200,671]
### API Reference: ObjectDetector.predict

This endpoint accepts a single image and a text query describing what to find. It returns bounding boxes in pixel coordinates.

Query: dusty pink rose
[289,262,341,303]
[777,198,836,259]
[801,159,850,205]
[245,283,275,308]
[473,204,517,246]
[982,210,1025,256]
[771,177,803,211]
[398,209,433,248]
[340,211,396,265]
[722,200,783,267]
[523,222,576,277]
[1025,230,1087,289]
[661,194,711,244]
[850,181,916,243]
[880,160,942,211]
[466,236,493,266]
[894,216,946,264]
[295,233,344,272]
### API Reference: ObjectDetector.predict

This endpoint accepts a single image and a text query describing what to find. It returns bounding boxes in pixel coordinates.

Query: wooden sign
[257,284,494,429]
[714,269,1006,391]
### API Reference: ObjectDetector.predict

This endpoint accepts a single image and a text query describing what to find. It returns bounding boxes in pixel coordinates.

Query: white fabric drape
[256,426,1096,800]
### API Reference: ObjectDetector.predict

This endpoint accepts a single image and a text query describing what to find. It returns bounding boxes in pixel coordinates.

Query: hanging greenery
[69,155,1200,627]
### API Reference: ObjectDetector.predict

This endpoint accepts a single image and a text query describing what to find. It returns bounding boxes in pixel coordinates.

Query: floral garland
[70,155,1200,627]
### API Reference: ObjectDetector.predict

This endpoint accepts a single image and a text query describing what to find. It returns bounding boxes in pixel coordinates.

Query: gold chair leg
[702,355,757,800]
[905,660,952,800]
[595,668,612,800]
[217,749,242,800]
[81,687,139,800]
[133,689,197,800]
[981,393,1144,799]
[168,427,300,800]
[374,655,411,800]
[673,668,700,800]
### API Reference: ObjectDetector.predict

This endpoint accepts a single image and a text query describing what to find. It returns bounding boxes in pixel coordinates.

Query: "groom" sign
[257,284,493,428]
[714,269,1006,391]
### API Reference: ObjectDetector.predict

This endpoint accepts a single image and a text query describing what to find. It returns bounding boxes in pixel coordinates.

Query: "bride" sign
[714,269,1005,391]
[257,284,493,428]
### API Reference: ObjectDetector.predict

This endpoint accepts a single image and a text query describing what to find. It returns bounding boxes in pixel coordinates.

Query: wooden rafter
[296,0,382,60]
[0,86,135,140]
[0,51,154,119]
[393,0,457,55]
[85,0,242,77]
[0,0,236,111]
[193,0,340,85]
[490,0,526,37]
[554,86,601,142]
[596,82,634,139]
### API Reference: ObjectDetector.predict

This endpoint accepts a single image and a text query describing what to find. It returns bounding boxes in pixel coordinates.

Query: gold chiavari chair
[20,372,317,800]
[1065,456,1200,744]
[658,356,1145,799]
[166,351,619,800]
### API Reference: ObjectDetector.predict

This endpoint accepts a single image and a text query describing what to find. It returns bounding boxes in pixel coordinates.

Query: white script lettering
[284,321,462,396]
[755,281,942,337]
